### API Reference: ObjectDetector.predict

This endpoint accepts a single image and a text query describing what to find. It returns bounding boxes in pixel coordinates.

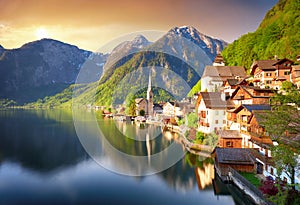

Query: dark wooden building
[214,148,256,178]
[217,130,242,148]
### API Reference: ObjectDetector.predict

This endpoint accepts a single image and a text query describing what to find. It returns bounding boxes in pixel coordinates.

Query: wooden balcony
[199,121,210,127]
[227,116,237,122]
[249,132,273,144]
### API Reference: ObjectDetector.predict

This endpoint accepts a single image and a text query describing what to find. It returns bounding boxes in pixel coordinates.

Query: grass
[239,172,261,187]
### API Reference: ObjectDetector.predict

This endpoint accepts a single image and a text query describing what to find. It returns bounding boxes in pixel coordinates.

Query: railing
[228,167,275,205]
[228,167,264,198]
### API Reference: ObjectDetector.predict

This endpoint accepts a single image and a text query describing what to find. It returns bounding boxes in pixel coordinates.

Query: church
[135,72,154,116]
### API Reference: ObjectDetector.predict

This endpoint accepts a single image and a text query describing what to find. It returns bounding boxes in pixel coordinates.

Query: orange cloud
[0,0,277,51]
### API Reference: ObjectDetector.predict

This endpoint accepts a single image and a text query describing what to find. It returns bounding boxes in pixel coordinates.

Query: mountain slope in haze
[103,35,152,71]
[0,39,107,104]
[222,0,300,69]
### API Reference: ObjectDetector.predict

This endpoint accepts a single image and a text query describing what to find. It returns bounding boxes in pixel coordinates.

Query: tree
[203,132,219,147]
[261,83,300,190]
[271,144,298,190]
[187,80,201,97]
[139,109,145,116]
[187,112,198,128]
[263,82,300,139]
[125,93,136,116]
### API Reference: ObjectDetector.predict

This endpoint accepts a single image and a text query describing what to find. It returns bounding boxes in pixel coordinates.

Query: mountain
[0,26,227,107]
[0,39,107,104]
[103,35,152,71]
[74,26,227,106]
[222,0,300,69]
[167,26,226,60]
[147,26,226,76]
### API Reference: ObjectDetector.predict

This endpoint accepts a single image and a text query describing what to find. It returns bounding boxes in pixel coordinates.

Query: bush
[139,109,145,116]
[194,132,205,144]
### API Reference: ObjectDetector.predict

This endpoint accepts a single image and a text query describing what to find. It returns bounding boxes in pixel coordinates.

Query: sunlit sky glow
[0,0,278,51]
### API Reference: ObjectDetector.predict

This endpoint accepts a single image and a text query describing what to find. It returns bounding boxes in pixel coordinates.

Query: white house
[197,92,234,134]
[201,66,247,92]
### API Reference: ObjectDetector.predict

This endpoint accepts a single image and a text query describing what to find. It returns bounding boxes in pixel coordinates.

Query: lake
[0,109,252,205]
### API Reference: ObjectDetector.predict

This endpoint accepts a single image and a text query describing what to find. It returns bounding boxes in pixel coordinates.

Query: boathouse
[214,148,256,179]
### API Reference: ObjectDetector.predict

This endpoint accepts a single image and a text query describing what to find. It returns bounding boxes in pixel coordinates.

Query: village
[96,53,300,203]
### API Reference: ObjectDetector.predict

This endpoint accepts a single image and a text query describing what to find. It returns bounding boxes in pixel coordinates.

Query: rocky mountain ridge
[0,26,227,105]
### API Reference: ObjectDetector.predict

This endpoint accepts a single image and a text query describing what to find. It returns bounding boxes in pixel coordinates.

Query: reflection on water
[74,109,186,176]
[195,163,215,190]
[0,109,88,172]
[0,109,237,205]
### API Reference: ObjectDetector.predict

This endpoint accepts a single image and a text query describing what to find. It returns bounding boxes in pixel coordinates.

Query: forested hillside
[222,0,300,70]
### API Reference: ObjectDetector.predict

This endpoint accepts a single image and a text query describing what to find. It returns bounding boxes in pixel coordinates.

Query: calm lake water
[0,109,252,205]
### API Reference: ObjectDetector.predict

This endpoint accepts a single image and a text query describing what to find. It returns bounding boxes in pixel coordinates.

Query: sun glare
[35,28,49,39]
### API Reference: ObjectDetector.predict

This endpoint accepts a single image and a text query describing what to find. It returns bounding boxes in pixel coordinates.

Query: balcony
[227,115,237,122]
[200,121,210,127]
[249,132,273,144]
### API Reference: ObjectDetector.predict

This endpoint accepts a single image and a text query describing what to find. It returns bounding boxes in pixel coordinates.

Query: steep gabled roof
[231,104,271,114]
[272,58,294,66]
[218,130,242,139]
[200,92,234,109]
[252,60,278,69]
[243,104,271,112]
[227,79,239,86]
[215,148,255,165]
[202,66,247,78]
[231,86,273,99]
[250,60,278,75]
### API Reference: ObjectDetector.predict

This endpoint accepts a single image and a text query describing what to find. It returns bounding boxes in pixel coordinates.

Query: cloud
[0,0,278,50]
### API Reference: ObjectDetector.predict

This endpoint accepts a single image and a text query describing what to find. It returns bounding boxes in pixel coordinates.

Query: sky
[0,0,278,52]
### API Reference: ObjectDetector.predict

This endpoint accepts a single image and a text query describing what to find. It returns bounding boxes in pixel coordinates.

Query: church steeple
[147,71,152,100]
[147,70,153,116]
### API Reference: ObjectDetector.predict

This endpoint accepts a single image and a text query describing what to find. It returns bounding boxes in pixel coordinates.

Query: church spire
[147,70,153,116]
[147,70,152,100]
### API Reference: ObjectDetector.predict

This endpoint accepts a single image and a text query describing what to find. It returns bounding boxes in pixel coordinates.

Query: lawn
[239,172,261,187]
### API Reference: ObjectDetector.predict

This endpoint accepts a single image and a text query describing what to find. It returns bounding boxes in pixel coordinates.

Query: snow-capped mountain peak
[168,26,227,58]
[131,35,150,46]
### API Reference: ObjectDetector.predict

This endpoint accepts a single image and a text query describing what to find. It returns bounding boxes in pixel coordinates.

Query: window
[215,120,218,124]
[266,72,272,77]
[223,120,226,124]
[270,167,274,175]
[284,71,290,75]
[266,80,272,84]
[226,141,233,147]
